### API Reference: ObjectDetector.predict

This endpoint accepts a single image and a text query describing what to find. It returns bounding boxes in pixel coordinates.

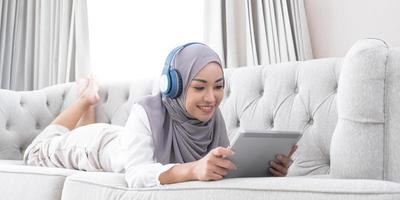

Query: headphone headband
[164,42,203,70]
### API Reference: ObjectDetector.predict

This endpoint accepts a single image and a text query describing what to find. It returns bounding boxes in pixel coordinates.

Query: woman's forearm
[158,161,197,185]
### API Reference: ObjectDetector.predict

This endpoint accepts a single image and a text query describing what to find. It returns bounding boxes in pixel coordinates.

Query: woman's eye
[194,87,204,90]
[215,86,224,90]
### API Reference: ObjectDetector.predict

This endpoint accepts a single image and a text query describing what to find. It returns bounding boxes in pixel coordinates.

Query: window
[87,0,204,82]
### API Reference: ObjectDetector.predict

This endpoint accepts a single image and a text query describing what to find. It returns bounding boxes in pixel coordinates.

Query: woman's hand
[191,147,237,181]
[269,145,297,176]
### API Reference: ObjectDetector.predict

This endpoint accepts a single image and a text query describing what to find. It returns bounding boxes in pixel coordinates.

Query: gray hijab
[137,43,229,164]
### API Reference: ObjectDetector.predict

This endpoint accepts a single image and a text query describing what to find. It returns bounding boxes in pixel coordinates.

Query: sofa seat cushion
[0,164,77,200]
[62,172,400,200]
[0,159,25,165]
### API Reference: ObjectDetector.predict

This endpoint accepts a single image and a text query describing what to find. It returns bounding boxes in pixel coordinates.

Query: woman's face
[185,62,224,122]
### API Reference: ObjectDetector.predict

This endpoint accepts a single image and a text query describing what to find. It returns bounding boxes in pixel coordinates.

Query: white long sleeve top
[120,104,177,188]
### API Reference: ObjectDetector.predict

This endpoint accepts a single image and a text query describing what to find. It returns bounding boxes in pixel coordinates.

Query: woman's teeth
[198,105,213,112]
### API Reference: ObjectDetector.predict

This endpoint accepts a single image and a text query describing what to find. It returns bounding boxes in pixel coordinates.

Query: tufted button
[104,93,109,102]
[5,123,10,130]
[334,85,338,93]
[19,147,24,153]
[46,100,50,107]
[20,101,24,106]
[236,120,240,127]
[308,118,314,125]
[226,90,230,97]
[125,93,130,101]
[61,93,65,100]
[270,120,274,128]
[294,87,299,94]
[35,123,41,130]
[259,89,264,96]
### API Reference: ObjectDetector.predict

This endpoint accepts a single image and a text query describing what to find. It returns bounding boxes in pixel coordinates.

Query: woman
[24,43,293,188]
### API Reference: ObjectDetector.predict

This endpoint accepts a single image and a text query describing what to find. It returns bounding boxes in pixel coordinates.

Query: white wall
[87,0,203,82]
[305,0,400,58]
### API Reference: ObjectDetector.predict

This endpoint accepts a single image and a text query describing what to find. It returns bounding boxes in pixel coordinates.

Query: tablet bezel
[225,129,301,178]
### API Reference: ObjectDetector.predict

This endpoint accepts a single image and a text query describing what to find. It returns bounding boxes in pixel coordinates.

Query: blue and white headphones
[160,42,204,99]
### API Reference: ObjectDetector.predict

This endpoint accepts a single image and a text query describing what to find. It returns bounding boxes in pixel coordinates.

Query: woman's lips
[197,105,214,113]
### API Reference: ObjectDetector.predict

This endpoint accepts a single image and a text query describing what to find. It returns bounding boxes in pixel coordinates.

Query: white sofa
[1,39,400,199]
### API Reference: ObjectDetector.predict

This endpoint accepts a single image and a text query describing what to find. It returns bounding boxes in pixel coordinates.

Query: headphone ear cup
[169,69,183,99]
[159,72,171,95]
[175,70,183,98]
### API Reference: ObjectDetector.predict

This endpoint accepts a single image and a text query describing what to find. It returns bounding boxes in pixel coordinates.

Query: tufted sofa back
[221,59,341,137]
[221,58,342,175]
[0,58,342,176]
[0,79,154,160]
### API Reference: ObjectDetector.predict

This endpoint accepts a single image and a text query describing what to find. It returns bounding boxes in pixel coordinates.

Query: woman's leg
[75,105,97,128]
[24,78,102,169]
[51,78,99,130]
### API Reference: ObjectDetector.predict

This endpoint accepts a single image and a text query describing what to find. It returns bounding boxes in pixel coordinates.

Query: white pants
[23,123,126,172]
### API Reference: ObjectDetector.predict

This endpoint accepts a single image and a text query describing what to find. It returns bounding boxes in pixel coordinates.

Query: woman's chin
[196,113,214,122]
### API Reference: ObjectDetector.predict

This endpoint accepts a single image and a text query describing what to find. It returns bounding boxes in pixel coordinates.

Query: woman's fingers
[210,147,237,170]
[269,165,285,177]
[211,165,229,176]
[288,145,298,157]
[208,172,224,180]
[194,147,236,181]
[276,154,292,168]
[210,147,237,171]
[268,146,296,177]
[215,158,237,171]
[269,160,288,176]
[212,147,234,158]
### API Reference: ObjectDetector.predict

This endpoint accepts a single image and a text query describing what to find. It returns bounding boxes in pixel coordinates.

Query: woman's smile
[197,104,215,114]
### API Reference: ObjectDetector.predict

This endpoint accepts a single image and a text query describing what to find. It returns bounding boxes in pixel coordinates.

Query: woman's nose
[204,89,216,103]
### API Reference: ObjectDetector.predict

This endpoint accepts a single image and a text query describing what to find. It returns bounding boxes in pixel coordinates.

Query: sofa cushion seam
[382,44,389,180]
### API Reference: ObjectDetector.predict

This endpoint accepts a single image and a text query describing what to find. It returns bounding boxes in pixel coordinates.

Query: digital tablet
[225,129,301,178]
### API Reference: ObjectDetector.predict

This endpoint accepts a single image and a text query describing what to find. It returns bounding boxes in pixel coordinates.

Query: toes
[78,78,89,94]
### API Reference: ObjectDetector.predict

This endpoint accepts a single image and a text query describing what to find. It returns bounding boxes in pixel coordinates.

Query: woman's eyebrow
[215,77,224,83]
[192,77,224,83]
[192,79,207,83]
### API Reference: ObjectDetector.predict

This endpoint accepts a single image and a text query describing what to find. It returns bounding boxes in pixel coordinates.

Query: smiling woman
[23,43,237,188]
[86,0,204,82]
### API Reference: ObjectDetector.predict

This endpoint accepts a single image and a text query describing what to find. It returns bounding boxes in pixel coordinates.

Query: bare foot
[78,77,100,105]
[78,78,89,94]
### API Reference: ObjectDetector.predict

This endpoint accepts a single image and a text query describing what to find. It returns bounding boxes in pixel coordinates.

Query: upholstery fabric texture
[330,39,400,182]
[221,58,342,176]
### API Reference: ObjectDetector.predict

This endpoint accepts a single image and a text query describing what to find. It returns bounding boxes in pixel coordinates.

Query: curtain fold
[0,0,90,91]
[204,0,313,68]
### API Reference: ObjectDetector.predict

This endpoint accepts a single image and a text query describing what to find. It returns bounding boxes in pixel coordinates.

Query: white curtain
[204,0,313,68]
[0,0,90,91]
